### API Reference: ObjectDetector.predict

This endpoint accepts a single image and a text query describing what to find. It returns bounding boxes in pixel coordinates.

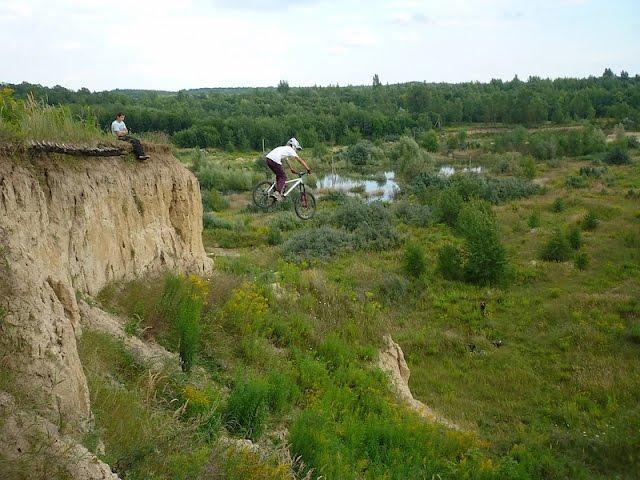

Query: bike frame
[268,175,305,197]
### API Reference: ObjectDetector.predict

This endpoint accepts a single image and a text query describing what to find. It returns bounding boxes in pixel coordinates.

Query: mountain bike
[252,171,316,220]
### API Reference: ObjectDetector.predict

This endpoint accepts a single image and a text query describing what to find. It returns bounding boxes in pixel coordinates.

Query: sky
[0,0,638,91]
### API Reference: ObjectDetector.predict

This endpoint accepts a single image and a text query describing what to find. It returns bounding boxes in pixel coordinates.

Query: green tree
[403,242,426,279]
[277,80,290,94]
[419,129,439,152]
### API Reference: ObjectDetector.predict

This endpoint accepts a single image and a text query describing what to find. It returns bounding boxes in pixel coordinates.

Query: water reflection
[438,165,482,177]
[317,171,399,201]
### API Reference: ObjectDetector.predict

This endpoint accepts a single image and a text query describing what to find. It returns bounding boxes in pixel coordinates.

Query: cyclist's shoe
[271,191,284,202]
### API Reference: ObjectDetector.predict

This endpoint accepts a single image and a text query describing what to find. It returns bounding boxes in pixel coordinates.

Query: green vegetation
[0,88,112,144]
[6,70,640,151]
[403,241,426,278]
[582,210,600,231]
[540,228,572,262]
[22,93,633,479]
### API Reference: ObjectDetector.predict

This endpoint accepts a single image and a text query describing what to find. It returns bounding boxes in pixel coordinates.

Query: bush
[197,165,260,193]
[419,129,439,152]
[552,197,566,213]
[528,210,541,229]
[411,172,540,205]
[565,175,589,189]
[519,155,537,179]
[343,140,384,166]
[317,335,354,371]
[266,225,283,245]
[582,210,599,231]
[436,188,463,226]
[629,324,640,345]
[579,166,606,178]
[376,274,409,304]
[437,244,465,281]
[393,201,435,227]
[201,189,229,212]
[574,252,589,270]
[540,229,572,262]
[568,226,582,250]
[159,275,207,372]
[281,226,353,261]
[332,199,399,250]
[390,136,431,177]
[403,242,426,279]
[457,202,507,284]
[603,145,631,165]
[224,377,270,440]
[203,213,234,230]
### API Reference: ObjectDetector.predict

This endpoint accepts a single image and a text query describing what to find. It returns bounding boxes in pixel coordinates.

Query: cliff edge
[0,147,212,436]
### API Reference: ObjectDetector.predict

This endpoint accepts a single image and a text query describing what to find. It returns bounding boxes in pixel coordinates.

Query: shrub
[317,335,354,371]
[565,175,589,189]
[437,244,465,281]
[603,145,631,165]
[568,226,582,250]
[266,225,283,245]
[332,199,399,250]
[159,275,207,372]
[197,165,260,193]
[393,201,435,227]
[582,210,599,231]
[540,229,572,262]
[201,189,229,212]
[222,282,269,335]
[527,210,541,229]
[224,377,270,440]
[436,188,464,226]
[519,155,537,179]
[403,242,426,279]
[552,197,566,213]
[419,129,439,152]
[203,213,234,230]
[457,202,507,284]
[574,252,589,270]
[265,369,300,413]
[629,324,640,345]
[390,136,431,177]
[343,140,384,166]
[376,274,409,303]
[411,172,540,205]
[269,212,301,232]
[281,226,353,261]
[579,166,606,178]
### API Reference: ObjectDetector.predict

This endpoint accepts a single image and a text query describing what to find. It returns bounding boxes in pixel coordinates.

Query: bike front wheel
[294,191,316,220]
[252,181,276,210]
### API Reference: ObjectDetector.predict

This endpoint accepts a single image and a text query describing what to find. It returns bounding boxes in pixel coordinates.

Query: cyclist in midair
[265,138,311,201]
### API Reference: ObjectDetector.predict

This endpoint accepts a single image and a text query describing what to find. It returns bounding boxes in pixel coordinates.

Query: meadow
[82,123,640,479]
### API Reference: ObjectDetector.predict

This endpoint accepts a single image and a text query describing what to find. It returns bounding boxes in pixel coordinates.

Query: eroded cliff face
[0,149,212,433]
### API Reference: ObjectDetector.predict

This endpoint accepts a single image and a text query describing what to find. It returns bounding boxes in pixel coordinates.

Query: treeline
[4,69,639,150]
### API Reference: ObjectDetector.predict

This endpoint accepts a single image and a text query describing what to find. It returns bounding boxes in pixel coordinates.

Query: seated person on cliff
[111,113,150,161]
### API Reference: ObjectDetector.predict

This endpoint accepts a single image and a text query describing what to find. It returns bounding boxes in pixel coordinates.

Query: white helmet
[286,137,302,151]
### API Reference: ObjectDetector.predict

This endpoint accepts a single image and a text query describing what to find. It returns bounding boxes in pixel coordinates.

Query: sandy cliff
[0,147,212,436]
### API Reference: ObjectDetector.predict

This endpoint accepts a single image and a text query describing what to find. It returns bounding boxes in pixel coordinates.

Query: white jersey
[111,120,127,136]
[266,145,298,165]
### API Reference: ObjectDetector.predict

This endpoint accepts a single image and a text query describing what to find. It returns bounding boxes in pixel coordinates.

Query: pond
[317,171,399,201]
[438,165,482,177]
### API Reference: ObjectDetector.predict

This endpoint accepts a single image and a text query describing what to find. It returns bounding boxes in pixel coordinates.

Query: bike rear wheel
[252,181,276,209]
[294,190,316,220]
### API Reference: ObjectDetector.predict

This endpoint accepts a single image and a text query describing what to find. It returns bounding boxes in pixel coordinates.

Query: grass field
[91,128,640,479]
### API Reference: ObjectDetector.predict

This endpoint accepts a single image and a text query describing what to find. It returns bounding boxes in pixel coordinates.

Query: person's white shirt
[111,120,127,136]
[265,145,298,165]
